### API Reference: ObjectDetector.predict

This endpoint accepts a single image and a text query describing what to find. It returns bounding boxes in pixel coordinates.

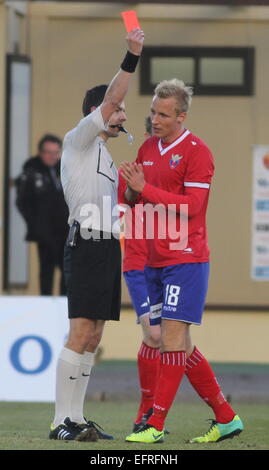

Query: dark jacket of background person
[16,156,68,245]
[16,155,69,295]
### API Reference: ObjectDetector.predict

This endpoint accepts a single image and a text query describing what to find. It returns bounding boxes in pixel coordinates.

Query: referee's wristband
[121,51,140,73]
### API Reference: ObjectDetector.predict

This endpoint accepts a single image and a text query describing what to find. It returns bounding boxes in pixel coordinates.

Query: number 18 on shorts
[144,263,210,326]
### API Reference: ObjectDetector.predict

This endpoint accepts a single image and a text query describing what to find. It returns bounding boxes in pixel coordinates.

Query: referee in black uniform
[49,28,144,441]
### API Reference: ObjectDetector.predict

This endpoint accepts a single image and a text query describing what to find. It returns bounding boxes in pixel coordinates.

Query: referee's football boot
[133,408,170,435]
[85,419,114,440]
[126,424,164,444]
[189,415,244,443]
[49,417,98,441]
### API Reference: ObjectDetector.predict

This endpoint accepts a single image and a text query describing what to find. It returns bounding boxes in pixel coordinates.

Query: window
[140,47,254,96]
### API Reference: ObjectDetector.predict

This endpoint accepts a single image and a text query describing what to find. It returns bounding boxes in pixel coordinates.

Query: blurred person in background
[144,115,152,139]
[16,134,69,296]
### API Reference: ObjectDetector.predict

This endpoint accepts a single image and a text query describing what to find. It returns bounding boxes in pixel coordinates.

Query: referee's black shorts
[64,228,121,321]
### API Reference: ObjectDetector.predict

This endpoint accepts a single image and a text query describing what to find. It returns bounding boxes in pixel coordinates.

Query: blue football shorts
[144,263,210,326]
[123,270,150,323]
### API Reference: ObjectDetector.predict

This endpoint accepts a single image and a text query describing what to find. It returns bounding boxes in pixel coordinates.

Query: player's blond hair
[154,79,193,115]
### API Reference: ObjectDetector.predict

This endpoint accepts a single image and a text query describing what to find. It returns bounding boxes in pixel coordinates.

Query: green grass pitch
[0,401,268,450]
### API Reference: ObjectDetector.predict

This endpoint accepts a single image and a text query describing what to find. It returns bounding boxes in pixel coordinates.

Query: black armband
[121,51,140,73]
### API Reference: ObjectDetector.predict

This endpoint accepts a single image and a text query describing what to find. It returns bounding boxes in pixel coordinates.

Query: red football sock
[135,343,161,424]
[147,351,186,431]
[185,347,235,424]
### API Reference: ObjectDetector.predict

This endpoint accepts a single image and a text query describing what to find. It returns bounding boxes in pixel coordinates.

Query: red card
[121,10,141,32]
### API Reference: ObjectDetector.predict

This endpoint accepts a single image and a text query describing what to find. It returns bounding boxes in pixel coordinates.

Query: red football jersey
[118,172,147,272]
[136,130,215,267]
[123,224,148,272]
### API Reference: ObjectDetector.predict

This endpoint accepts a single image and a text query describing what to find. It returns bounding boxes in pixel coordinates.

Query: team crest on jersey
[169,154,183,169]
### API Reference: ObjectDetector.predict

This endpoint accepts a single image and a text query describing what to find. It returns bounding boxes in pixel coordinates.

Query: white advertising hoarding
[252,145,269,280]
[0,297,69,401]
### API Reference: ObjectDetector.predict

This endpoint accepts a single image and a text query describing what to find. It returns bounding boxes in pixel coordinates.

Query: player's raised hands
[127,28,144,56]
[120,162,145,193]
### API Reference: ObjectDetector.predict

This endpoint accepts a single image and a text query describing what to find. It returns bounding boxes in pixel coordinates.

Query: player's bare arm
[101,29,144,123]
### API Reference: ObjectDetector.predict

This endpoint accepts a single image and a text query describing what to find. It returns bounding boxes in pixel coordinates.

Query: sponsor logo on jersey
[169,154,183,169]
[143,161,154,166]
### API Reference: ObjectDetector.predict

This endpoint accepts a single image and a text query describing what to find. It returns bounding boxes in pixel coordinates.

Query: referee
[49,29,144,442]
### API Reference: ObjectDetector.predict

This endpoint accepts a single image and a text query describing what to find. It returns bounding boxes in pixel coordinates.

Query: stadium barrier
[0,297,69,401]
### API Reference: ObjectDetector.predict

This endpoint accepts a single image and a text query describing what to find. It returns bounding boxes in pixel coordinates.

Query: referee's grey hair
[154,79,193,115]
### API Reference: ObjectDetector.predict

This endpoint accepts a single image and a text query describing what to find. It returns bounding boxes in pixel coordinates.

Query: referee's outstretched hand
[127,28,144,56]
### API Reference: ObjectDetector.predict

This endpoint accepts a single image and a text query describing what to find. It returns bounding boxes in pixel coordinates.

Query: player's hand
[120,162,145,193]
[127,28,144,56]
